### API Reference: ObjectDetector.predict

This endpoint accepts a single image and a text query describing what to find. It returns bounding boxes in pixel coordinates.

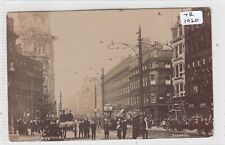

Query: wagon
[41,120,63,141]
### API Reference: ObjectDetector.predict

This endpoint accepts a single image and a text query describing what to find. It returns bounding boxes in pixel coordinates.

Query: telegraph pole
[59,91,62,111]
[138,25,144,112]
[101,68,105,114]
[94,85,97,119]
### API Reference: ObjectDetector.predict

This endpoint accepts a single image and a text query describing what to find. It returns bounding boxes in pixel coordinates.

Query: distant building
[14,12,56,116]
[104,43,173,123]
[8,17,44,131]
[184,8,213,118]
[170,16,186,120]
[75,79,102,118]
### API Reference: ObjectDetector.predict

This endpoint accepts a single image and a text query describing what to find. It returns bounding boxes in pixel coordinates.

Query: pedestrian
[13,118,18,134]
[103,119,109,139]
[197,117,204,136]
[18,118,23,135]
[59,110,66,122]
[162,119,166,129]
[141,117,148,139]
[83,118,90,138]
[149,119,152,129]
[73,120,77,139]
[23,120,28,135]
[165,119,170,131]
[79,120,84,138]
[121,119,127,139]
[132,115,139,139]
[30,120,35,136]
[116,118,122,139]
[63,124,67,139]
[91,121,97,140]
[203,118,210,137]
[98,120,101,128]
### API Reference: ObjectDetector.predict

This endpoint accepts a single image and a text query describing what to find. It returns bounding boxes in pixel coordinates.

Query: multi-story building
[8,17,44,131]
[184,8,213,118]
[13,12,56,115]
[104,43,173,123]
[170,16,186,120]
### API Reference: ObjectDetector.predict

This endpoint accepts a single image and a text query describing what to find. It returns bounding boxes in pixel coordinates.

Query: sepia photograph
[7,8,213,142]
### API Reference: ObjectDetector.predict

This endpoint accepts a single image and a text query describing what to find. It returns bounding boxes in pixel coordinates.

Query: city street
[9,127,200,142]
[7,8,213,142]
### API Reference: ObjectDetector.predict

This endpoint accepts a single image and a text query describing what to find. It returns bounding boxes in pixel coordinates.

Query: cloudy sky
[49,8,181,110]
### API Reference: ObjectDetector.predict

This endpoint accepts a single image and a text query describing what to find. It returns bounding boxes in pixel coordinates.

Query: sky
[48,8,181,110]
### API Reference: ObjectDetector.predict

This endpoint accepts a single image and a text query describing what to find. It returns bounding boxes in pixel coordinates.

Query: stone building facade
[104,44,173,123]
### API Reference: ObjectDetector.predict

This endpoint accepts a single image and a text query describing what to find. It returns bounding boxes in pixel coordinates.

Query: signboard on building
[104,104,113,111]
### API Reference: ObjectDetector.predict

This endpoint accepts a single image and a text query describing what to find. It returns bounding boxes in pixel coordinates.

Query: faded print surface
[7,8,213,141]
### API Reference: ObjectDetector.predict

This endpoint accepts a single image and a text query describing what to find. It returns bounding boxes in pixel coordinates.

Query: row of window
[117,77,171,95]
[119,92,172,106]
[144,93,156,104]
[13,60,42,72]
[187,57,211,69]
[132,62,171,76]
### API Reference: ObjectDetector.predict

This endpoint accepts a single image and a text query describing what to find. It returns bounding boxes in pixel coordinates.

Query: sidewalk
[9,133,42,142]
[148,126,206,136]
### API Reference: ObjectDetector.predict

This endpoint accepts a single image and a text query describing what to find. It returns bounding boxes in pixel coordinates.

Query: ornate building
[170,16,186,121]
[15,12,56,116]
[8,17,44,131]
[184,8,213,118]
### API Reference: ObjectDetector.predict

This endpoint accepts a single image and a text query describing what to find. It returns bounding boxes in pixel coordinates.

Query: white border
[1,0,225,145]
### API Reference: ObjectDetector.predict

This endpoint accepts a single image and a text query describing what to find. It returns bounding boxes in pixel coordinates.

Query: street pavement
[9,127,201,142]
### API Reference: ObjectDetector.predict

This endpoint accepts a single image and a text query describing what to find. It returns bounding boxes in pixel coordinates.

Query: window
[172,28,178,39]
[197,60,200,66]
[150,74,156,85]
[143,77,148,86]
[165,76,171,84]
[192,62,195,68]
[180,83,184,92]
[144,94,149,104]
[175,65,179,77]
[179,63,183,77]
[187,64,190,69]
[165,62,170,68]
[150,93,156,103]
[143,65,147,71]
[203,58,206,64]
[176,84,179,95]
[150,62,156,68]
[179,44,183,54]
[150,74,156,80]
[175,46,178,58]
[193,85,198,93]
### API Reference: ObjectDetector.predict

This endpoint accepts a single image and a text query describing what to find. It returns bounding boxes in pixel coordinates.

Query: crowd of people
[11,114,213,140]
[75,118,97,140]
[102,118,128,139]
[161,116,213,137]
[13,118,47,136]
